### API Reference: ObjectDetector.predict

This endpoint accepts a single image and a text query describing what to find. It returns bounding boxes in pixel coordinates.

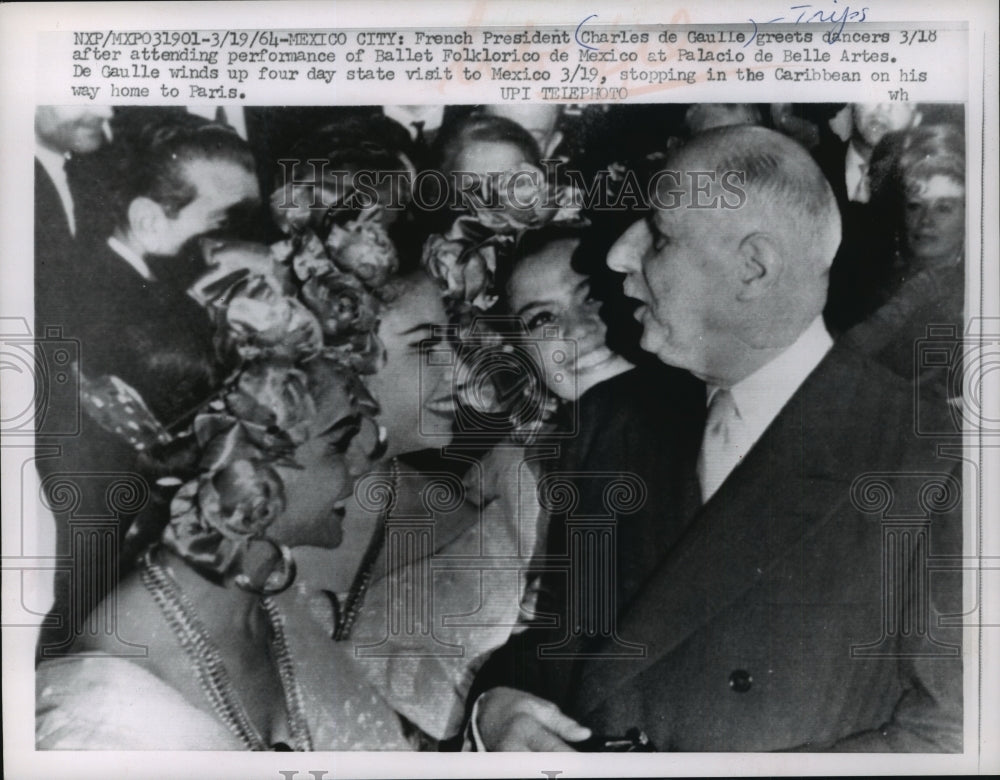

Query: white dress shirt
[844,141,870,203]
[36,143,76,236]
[186,105,248,140]
[700,315,834,501]
[383,105,445,140]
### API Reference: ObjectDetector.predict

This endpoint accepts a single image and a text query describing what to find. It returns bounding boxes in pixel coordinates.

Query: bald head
[607,125,841,385]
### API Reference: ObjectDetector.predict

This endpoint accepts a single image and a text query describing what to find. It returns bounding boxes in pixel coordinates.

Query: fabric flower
[164,460,287,578]
[300,272,380,341]
[205,458,287,537]
[270,181,340,235]
[322,329,386,376]
[472,165,550,234]
[468,166,587,235]
[326,210,399,288]
[223,362,317,446]
[272,230,336,282]
[421,233,498,311]
[220,274,324,361]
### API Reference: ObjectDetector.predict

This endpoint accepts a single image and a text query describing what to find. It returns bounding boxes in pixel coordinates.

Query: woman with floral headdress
[35,240,417,749]
[212,115,577,745]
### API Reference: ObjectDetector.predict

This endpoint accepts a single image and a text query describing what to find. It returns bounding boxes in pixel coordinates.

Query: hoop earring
[233,537,297,596]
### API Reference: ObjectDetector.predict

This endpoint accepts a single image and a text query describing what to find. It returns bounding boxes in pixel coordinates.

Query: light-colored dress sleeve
[36,654,242,750]
[338,445,548,740]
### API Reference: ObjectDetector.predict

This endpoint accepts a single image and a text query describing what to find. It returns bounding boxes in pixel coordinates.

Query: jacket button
[728,669,752,693]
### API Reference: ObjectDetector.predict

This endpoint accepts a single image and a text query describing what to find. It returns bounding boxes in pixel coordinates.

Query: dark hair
[111,114,255,225]
[490,224,589,317]
[95,307,233,557]
[513,223,587,273]
[434,113,542,174]
[279,114,425,272]
[284,113,414,178]
[87,296,231,435]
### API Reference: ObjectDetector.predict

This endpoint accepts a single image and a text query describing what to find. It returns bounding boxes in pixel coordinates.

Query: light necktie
[697,388,744,502]
[61,155,77,236]
[852,162,870,203]
[411,120,426,146]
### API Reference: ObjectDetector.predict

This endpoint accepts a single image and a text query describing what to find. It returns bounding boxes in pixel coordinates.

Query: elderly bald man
[472,126,962,752]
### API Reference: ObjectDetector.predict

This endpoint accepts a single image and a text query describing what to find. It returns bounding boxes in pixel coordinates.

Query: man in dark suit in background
[36,117,262,658]
[815,102,924,332]
[473,126,962,752]
[67,117,260,376]
[34,105,115,331]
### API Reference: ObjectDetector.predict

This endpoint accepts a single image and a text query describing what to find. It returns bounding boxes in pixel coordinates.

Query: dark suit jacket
[811,138,898,333]
[35,152,117,334]
[476,345,962,752]
[67,240,214,380]
[35,159,77,335]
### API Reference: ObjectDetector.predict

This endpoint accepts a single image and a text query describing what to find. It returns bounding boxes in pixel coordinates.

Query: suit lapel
[578,347,874,713]
[35,159,72,240]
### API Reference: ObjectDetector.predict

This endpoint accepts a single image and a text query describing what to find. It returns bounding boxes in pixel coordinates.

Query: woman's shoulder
[36,653,242,750]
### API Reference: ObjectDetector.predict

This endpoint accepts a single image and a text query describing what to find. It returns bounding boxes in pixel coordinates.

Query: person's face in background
[35,106,112,154]
[451,139,534,180]
[509,238,632,400]
[366,274,456,458]
[138,157,261,287]
[483,105,562,156]
[902,173,965,266]
[852,103,920,151]
[152,158,261,256]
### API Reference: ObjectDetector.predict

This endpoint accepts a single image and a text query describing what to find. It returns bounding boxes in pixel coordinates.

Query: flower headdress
[420,164,587,441]
[81,166,408,591]
[422,164,585,319]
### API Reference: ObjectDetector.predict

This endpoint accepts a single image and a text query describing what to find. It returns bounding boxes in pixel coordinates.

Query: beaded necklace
[333,457,399,641]
[140,548,314,751]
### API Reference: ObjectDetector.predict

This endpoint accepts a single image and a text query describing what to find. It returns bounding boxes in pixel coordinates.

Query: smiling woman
[366,272,457,456]
[506,226,634,401]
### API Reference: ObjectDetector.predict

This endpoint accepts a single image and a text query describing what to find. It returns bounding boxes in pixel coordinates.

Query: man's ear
[735,232,783,301]
[127,197,167,253]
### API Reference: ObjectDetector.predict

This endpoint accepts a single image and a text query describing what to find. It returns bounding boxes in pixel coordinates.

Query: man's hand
[476,687,591,751]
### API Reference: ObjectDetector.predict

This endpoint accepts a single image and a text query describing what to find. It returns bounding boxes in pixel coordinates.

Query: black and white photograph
[2,2,997,777]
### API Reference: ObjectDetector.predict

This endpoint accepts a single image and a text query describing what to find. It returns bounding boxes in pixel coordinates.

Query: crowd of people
[33,101,964,751]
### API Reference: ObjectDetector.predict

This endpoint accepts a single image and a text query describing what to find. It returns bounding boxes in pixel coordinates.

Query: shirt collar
[383,105,444,134]
[35,141,69,180]
[709,315,833,441]
[844,141,868,195]
[107,236,155,282]
[36,141,75,235]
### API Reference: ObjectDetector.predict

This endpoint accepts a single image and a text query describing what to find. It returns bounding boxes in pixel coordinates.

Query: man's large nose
[607,219,646,273]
